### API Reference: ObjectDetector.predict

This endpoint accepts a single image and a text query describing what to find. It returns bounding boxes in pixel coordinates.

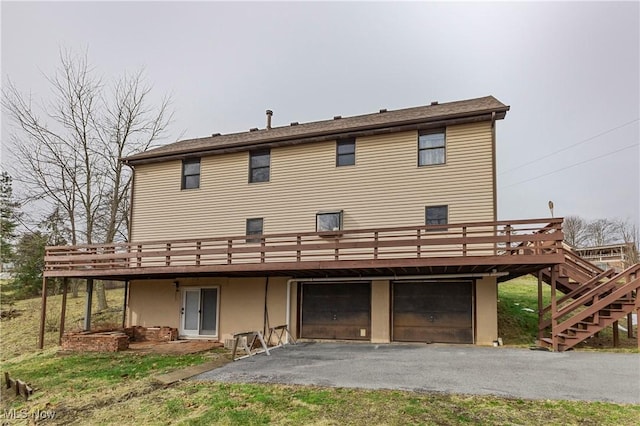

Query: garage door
[301,283,371,340]
[392,281,473,343]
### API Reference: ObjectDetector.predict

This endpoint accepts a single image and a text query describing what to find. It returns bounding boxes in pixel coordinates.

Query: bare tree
[2,49,171,309]
[614,218,639,266]
[563,215,588,248]
[95,69,170,243]
[584,218,617,247]
[563,214,638,267]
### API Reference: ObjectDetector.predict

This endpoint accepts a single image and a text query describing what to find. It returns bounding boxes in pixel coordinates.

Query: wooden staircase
[539,262,640,351]
[496,222,638,351]
[540,245,605,293]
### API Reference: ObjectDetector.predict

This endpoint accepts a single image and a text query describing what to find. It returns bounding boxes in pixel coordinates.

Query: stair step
[607,302,635,311]
[568,327,590,334]
[557,333,580,340]
[600,312,628,317]
[539,338,567,351]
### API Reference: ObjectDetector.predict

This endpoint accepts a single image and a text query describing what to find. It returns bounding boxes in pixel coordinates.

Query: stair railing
[539,268,617,331]
[550,264,640,349]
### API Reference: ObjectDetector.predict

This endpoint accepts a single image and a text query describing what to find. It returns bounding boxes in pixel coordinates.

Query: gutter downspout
[285,271,509,344]
[128,164,136,242]
[491,111,497,222]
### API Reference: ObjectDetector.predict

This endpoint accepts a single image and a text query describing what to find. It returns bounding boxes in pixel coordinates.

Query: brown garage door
[301,282,371,340]
[392,281,473,343]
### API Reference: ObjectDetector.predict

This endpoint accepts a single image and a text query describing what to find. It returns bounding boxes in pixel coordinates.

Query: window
[425,205,448,227]
[182,158,200,189]
[246,218,263,243]
[336,138,355,166]
[249,149,270,183]
[418,130,445,166]
[316,211,343,232]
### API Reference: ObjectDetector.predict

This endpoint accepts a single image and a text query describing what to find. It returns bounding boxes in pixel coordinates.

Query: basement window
[418,130,445,166]
[316,211,343,232]
[336,138,356,166]
[182,158,201,190]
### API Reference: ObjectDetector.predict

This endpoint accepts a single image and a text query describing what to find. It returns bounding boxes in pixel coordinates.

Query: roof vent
[266,110,273,129]
[430,101,439,106]
[211,133,221,137]
[379,108,387,113]
[290,122,299,126]
[333,115,342,120]
[250,127,259,132]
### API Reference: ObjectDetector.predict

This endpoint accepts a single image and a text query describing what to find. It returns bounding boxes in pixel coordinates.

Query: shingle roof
[124,95,509,164]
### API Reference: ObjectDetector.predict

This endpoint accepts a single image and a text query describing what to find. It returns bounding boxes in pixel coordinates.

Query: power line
[500,142,639,189]
[499,118,639,175]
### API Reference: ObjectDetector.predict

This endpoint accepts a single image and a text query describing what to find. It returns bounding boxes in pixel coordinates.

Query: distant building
[572,243,637,271]
[0,262,14,280]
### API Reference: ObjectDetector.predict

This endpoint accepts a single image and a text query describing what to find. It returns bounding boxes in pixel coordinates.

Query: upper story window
[425,205,448,227]
[181,158,201,190]
[336,138,355,167]
[418,130,445,166]
[316,210,343,232]
[249,149,270,183]
[246,218,264,243]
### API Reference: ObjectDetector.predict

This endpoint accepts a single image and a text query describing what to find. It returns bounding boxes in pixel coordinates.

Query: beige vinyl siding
[131,122,494,241]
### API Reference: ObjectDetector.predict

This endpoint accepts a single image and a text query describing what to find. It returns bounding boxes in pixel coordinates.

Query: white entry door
[180,288,218,337]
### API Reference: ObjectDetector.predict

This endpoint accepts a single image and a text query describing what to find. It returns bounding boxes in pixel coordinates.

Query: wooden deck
[43,218,565,280]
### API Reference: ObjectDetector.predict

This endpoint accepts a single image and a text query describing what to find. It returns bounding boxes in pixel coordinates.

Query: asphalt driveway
[195,342,640,404]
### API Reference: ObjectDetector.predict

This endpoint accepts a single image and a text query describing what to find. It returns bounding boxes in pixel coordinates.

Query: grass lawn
[2,350,639,425]
[1,278,639,424]
[1,285,126,361]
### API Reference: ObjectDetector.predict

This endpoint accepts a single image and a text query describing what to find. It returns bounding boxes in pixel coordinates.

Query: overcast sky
[2,1,638,227]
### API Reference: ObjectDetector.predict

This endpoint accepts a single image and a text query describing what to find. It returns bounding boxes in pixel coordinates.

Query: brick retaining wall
[61,326,178,352]
[61,331,129,352]
[124,326,178,342]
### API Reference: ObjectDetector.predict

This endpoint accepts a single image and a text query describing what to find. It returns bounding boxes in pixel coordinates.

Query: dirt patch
[127,340,223,355]
[52,379,165,425]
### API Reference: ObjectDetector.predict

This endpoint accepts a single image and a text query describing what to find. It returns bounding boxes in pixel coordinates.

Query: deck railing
[44,218,564,276]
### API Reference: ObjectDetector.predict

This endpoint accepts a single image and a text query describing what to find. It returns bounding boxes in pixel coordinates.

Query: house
[572,243,637,272]
[42,96,578,348]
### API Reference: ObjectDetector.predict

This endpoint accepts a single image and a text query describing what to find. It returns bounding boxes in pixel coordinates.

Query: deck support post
[627,313,633,339]
[84,278,94,331]
[612,321,619,347]
[59,278,68,345]
[537,269,543,341]
[637,305,640,350]
[122,280,129,329]
[38,277,48,349]
[550,266,558,351]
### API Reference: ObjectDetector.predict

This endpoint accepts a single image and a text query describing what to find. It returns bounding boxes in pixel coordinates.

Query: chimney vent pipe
[266,109,273,129]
